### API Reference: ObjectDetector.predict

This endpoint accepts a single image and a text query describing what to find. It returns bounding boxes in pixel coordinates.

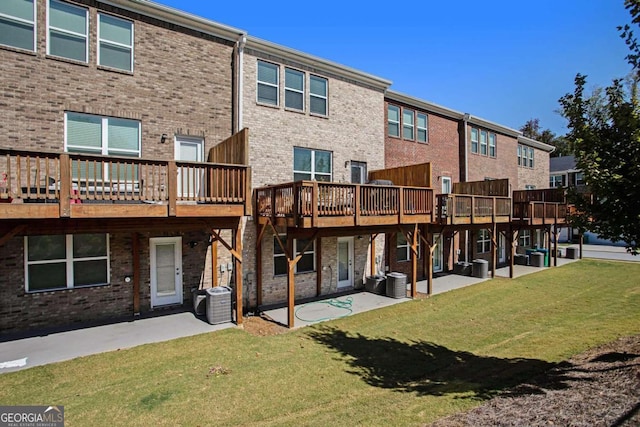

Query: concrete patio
[0,253,587,374]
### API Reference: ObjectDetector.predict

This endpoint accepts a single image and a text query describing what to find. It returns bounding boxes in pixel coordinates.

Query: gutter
[102,0,247,43]
[236,34,246,131]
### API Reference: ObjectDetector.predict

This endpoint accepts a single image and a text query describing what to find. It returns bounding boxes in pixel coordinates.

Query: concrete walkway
[0,312,233,374]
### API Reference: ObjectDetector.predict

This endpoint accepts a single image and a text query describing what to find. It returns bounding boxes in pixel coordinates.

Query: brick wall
[384,100,461,190]
[518,148,551,190]
[242,49,386,307]
[0,229,217,334]
[466,126,519,187]
[0,0,234,158]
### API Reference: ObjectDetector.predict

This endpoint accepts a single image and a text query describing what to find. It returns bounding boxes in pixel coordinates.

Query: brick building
[0,0,248,333]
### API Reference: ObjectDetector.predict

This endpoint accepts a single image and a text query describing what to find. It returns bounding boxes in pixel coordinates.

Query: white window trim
[64,112,141,157]
[273,235,315,275]
[257,60,279,106]
[388,105,400,137]
[519,230,531,247]
[284,67,305,111]
[293,147,332,182]
[97,12,134,72]
[309,74,328,116]
[480,130,488,155]
[47,0,88,63]
[24,234,110,292]
[441,176,452,194]
[488,133,496,157]
[477,229,491,254]
[471,128,479,153]
[0,0,37,52]
[528,147,534,168]
[403,109,415,140]
[417,112,428,143]
[397,233,420,262]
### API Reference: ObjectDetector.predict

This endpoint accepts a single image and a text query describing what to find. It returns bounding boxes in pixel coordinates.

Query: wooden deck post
[370,234,377,276]
[491,222,497,278]
[167,161,177,217]
[256,223,265,307]
[211,236,218,286]
[132,232,140,316]
[410,224,418,298]
[553,224,558,267]
[59,153,71,217]
[509,228,517,279]
[287,236,295,328]
[316,237,322,297]
[234,225,243,325]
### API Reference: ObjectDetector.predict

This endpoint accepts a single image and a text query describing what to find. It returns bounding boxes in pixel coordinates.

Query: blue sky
[156,0,632,136]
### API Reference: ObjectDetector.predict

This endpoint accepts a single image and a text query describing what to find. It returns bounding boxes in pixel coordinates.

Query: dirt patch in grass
[429,334,640,427]
[241,314,289,336]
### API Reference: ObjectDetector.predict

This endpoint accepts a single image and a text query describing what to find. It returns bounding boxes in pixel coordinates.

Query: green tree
[519,118,572,157]
[558,0,640,254]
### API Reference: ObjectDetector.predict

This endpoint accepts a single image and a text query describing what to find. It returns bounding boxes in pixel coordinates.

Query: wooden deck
[435,194,512,225]
[0,149,251,220]
[512,188,568,225]
[255,181,434,228]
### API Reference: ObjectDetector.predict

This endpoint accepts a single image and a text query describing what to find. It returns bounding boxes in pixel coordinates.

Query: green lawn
[2,259,639,426]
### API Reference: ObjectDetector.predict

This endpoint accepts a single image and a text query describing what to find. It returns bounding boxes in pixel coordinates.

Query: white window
[350,161,367,184]
[403,109,414,140]
[517,145,522,166]
[25,234,109,292]
[480,130,488,155]
[417,113,428,143]
[0,0,36,51]
[273,235,315,275]
[293,147,332,182]
[388,105,400,137]
[489,133,496,157]
[476,229,491,254]
[549,174,565,187]
[519,230,531,247]
[471,128,479,153]
[65,112,141,180]
[257,60,279,105]
[528,147,534,168]
[525,185,536,190]
[284,68,304,111]
[397,233,420,262]
[441,176,452,194]
[310,75,328,115]
[98,13,133,72]
[575,172,585,186]
[48,0,88,62]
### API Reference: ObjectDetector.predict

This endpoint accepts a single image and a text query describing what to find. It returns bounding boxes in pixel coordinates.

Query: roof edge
[246,36,392,90]
[385,90,465,120]
[518,135,555,152]
[101,0,247,42]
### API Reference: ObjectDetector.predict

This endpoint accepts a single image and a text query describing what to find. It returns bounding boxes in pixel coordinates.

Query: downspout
[235,34,247,132]
[463,113,470,262]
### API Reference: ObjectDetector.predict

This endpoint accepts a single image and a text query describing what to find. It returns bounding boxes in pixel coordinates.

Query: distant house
[549,156,622,246]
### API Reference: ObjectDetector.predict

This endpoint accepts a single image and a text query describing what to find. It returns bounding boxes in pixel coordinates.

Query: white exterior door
[441,176,452,194]
[337,237,354,289]
[499,233,506,263]
[175,136,204,198]
[150,237,183,307]
[433,233,443,273]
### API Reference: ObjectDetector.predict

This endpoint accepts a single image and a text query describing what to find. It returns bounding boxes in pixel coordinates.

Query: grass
[1,259,639,426]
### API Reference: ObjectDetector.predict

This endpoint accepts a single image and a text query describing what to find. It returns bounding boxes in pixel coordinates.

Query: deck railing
[436,194,512,223]
[512,188,568,222]
[255,181,433,224]
[0,149,249,212]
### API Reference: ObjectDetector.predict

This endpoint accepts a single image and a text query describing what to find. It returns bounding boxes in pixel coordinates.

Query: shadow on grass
[307,326,576,400]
